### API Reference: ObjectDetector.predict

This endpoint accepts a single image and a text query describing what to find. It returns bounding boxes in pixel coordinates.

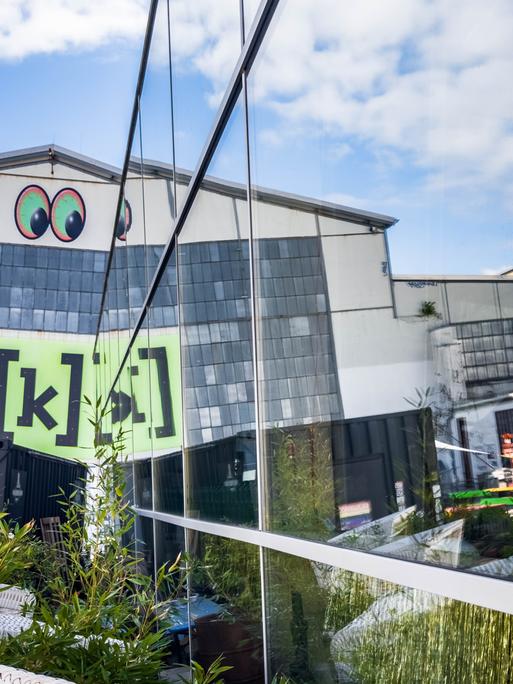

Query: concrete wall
[393,278,513,324]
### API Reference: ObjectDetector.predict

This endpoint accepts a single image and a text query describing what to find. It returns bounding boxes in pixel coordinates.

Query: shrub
[0,513,38,587]
[0,396,185,684]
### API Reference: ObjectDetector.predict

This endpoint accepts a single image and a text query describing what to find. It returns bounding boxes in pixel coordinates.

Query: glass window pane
[148,248,184,515]
[155,521,185,602]
[245,0,513,579]
[266,548,513,683]
[190,532,263,681]
[135,515,154,579]
[169,0,243,212]
[177,97,256,526]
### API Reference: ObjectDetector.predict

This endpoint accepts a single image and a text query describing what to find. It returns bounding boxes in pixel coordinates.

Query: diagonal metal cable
[98,0,281,412]
[94,0,159,350]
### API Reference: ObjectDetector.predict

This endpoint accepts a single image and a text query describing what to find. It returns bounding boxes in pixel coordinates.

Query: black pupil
[30,208,48,236]
[65,210,83,239]
[116,215,126,238]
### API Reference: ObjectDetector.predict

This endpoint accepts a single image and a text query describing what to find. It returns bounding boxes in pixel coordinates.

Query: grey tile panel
[0,242,109,334]
[178,236,342,446]
[450,318,513,398]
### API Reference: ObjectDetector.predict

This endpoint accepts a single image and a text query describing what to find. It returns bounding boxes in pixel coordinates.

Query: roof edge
[0,145,398,228]
[0,144,122,182]
[129,155,398,229]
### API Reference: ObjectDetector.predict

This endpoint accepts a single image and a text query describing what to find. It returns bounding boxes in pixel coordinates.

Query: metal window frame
[135,506,513,616]
[96,0,281,405]
[95,0,513,631]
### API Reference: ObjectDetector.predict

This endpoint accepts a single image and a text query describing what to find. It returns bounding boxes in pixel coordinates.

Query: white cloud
[481,265,512,276]
[4,0,513,212]
[149,0,241,106]
[243,0,513,204]
[0,0,148,59]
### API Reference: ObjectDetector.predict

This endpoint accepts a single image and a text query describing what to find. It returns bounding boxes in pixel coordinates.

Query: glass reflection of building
[5,0,513,681]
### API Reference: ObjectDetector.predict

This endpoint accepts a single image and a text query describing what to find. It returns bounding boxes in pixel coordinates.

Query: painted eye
[115,199,132,241]
[51,187,86,242]
[14,185,50,239]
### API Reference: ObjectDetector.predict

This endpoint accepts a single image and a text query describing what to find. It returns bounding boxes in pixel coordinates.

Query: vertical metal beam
[94,0,159,351]
[98,0,281,409]
[240,1,271,681]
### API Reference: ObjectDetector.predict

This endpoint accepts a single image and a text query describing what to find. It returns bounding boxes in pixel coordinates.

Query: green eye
[116,199,132,241]
[51,187,86,242]
[15,185,50,239]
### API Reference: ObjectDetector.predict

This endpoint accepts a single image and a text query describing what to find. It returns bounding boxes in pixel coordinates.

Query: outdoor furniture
[0,615,33,639]
[373,518,480,568]
[0,615,124,651]
[161,595,223,662]
[0,587,35,617]
[0,665,75,683]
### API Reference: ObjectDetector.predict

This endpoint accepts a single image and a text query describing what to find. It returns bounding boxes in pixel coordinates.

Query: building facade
[4,0,513,681]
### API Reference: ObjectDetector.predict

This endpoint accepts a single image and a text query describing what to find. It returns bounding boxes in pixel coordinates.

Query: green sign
[0,334,181,461]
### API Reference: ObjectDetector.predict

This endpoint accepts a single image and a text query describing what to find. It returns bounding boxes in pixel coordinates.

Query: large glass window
[149,248,184,515]
[95,6,513,681]
[265,548,513,683]
[189,532,264,681]
[178,97,258,526]
[241,0,513,579]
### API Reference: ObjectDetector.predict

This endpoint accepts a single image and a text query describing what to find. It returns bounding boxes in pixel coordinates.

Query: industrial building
[2,0,513,679]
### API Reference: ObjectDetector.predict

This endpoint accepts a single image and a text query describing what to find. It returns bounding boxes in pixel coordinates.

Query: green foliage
[324,572,377,634]
[418,300,441,319]
[182,656,233,684]
[347,597,513,684]
[403,387,440,524]
[270,426,335,540]
[0,395,185,684]
[449,505,513,559]
[265,552,330,683]
[393,509,436,536]
[0,622,165,684]
[0,513,39,587]
[198,534,261,625]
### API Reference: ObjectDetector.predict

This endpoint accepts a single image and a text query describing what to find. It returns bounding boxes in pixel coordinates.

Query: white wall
[393,280,448,320]
[0,164,118,251]
[447,282,500,322]
[393,278,512,324]
[330,307,435,418]
[322,233,392,311]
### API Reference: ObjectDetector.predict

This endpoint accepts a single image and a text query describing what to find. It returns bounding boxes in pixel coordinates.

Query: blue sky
[2,0,513,276]
[1,48,141,166]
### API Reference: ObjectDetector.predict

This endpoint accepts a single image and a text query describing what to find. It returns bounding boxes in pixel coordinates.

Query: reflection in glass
[155,521,185,576]
[242,0,513,579]
[139,0,175,167]
[168,0,243,210]
[267,548,513,683]
[135,514,154,579]
[135,457,153,510]
[154,451,184,515]
[190,533,263,683]
[147,248,183,514]
[242,0,260,40]
[124,103,152,335]
[178,98,257,525]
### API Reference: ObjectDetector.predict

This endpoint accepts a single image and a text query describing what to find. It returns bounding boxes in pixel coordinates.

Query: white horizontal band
[134,506,513,615]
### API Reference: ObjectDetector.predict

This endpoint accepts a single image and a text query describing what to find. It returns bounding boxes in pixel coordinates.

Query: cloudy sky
[2,0,512,274]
